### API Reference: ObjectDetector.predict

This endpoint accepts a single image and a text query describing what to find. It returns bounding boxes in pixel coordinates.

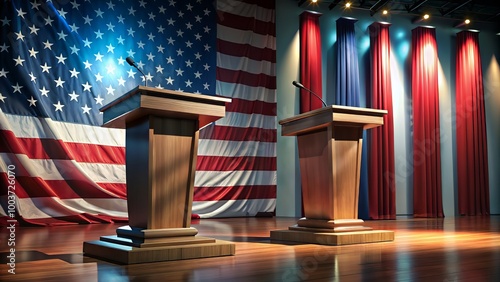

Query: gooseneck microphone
[126,56,147,87]
[292,81,327,107]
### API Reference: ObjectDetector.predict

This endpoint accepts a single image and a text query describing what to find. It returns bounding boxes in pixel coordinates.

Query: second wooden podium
[83,86,234,264]
[271,105,394,245]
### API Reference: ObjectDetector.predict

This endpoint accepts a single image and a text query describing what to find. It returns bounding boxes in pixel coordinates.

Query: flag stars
[95,30,104,39]
[203,63,210,71]
[29,72,37,82]
[185,80,193,87]
[186,41,193,48]
[94,95,104,105]
[185,60,193,67]
[95,8,104,18]
[167,18,175,25]
[107,1,116,10]
[82,82,92,92]
[137,41,145,49]
[204,26,211,33]
[16,8,27,19]
[117,36,125,44]
[29,24,40,34]
[148,33,155,41]
[203,8,211,16]
[95,73,104,82]
[117,15,125,24]
[106,85,116,95]
[40,63,52,73]
[186,22,193,30]
[194,33,202,40]
[82,104,92,114]
[157,45,165,53]
[169,0,176,6]
[117,57,126,65]
[54,77,65,88]
[94,52,104,62]
[53,101,65,112]
[156,65,164,73]
[28,96,37,107]
[43,40,53,49]
[68,91,79,101]
[83,15,93,25]
[176,49,184,56]
[0,43,9,52]
[29,47,39,58]
[186,3,194,11]
[157,26,165,33]
[147,52,155,61]
[0,68,8,77]
[106,43,115,53]
[139,0,147,8]
[13,83,23,93]
[194,52,202,60]
[178,11,185,18]
[69,68,80,78]
[148,12,156,21]
[57,8,68,19]
[13,56,25,66]
[167,37,175,45]
[195,15,202,23]
[159,6,166,13]
[69,23,79,33]
[175,68,184,76]
[44,16,54,26]
[204,44,211,51]
[83,38,92,48]
[15,31,25,41]
[166,77,174,85]
[39,87,50,97]
[0,93,7,103]
[107,22,115,31]
[83,60,92,69]
[57,30,68,41]
[70,45,80,54]
[127,27,135,37]
[1,16,11,26]
[70,0,80,9]
[117,77,126,86]
[56,53,67,64]
[127,69,136,78]
[166,56,174,64]
[138,20,146,28]
[194,71,202,78]
[128,7,136,16]
[203,82,210,90]
[177,29,184,37]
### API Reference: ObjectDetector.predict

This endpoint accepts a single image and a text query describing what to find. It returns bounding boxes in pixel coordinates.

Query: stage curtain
[335,17,369,219]
[411,27,444,218]
[368,22,396,219]
[299,12,323,113]
[455,30,490,215]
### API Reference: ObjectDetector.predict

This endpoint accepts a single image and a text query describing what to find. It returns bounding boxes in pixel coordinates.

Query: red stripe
[0,174,126,199]
[197,156,276,171]
[233,0,275,9]
[0,130,125,164]
[199,125,276,142]
[218,11,275,36]
[218,39,276,63]
[217,67,276,89]
[226,97,276,116]
[193,185,276,201]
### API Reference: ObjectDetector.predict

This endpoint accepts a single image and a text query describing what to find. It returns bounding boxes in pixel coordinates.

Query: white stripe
[215,111,277,129]
[217,1,275,23]
[218,53,275,76]
[198,140,276,157]
[217,24,276,50]
[4,196,128,219]
[195,170,276,187]
[0,111,125,146]
[0,153,125,183]
[217,81,277,103]
[193,199,276,218]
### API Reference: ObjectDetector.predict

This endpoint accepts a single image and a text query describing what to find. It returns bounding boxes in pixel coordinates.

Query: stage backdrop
[0,0,276,226]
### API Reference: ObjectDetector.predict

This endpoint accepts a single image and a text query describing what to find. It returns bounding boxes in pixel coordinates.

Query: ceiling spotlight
[423,14,430,20]
[464,19,470,24]
[311,0,318,3]
[346,2,351,8]
[382,9,388,15]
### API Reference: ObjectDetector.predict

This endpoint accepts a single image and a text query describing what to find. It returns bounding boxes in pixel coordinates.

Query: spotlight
[423,14,430,20]
[464,19,470,24]
[311,0,318,3]
[454,18,472,28]
[382,9,388,15]
[412,13,431,24]
[346,2,351,8]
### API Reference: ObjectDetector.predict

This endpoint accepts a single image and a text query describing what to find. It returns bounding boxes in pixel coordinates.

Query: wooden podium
[270,105,394,245]
[83,86,235,264]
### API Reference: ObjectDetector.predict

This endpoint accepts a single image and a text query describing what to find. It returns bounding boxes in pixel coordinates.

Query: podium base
[270,229,394,246]
[83,226,235,264]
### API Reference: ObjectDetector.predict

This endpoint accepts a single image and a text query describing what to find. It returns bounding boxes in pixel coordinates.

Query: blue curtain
[335,17,369,220]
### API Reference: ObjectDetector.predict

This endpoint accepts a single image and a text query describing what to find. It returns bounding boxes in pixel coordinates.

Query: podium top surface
[100,86,231,129]
[279,105,388,136]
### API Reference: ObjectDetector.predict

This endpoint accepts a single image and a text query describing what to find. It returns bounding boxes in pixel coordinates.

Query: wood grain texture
[1,217,499,281]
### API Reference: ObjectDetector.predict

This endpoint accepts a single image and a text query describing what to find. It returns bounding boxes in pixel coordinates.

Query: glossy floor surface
[1,216,499,281]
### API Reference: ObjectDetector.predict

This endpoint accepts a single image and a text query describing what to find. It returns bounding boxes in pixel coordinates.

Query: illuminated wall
[276,0,500,216]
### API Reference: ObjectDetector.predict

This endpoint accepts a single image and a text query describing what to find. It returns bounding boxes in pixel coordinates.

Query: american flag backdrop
[0,0,276,226]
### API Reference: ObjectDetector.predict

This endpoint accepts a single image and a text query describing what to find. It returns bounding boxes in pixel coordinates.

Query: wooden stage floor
[1,216,499,281]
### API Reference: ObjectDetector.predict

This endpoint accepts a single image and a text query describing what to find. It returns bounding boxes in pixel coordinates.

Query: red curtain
[299,11,323,113]
[455,31,490,215]
[368,22,396,219]
[411,27,444,218]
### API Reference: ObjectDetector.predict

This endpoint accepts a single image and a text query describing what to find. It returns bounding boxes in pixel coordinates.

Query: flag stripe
[217,68,276,89]
[193,185,276,201]
[217,25,275,50]
[197,140,276,157]
[217,39,276,63]
[218,11,276,36]
[199,125,276,142]
[217,81,276,103]
[217,1,275,22]
[218,53,275,75]
[226,98,276,116]
[197,156,276,171]
[214,111,276,129]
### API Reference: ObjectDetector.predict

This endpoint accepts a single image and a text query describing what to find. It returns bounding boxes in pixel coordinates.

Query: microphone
[292,81,327,107]
[126,56,147,87]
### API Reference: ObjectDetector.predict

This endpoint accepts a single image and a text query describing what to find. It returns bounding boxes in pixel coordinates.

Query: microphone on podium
[292,81,327,107]
[126,56,147,87]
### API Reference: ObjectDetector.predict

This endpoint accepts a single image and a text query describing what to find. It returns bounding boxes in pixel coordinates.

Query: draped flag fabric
[299,11,323,113]
[335,17,369,219]
[368,22,396,220]
[411,27,444,218]
[0,0,276,226]
[455,30,489,216]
